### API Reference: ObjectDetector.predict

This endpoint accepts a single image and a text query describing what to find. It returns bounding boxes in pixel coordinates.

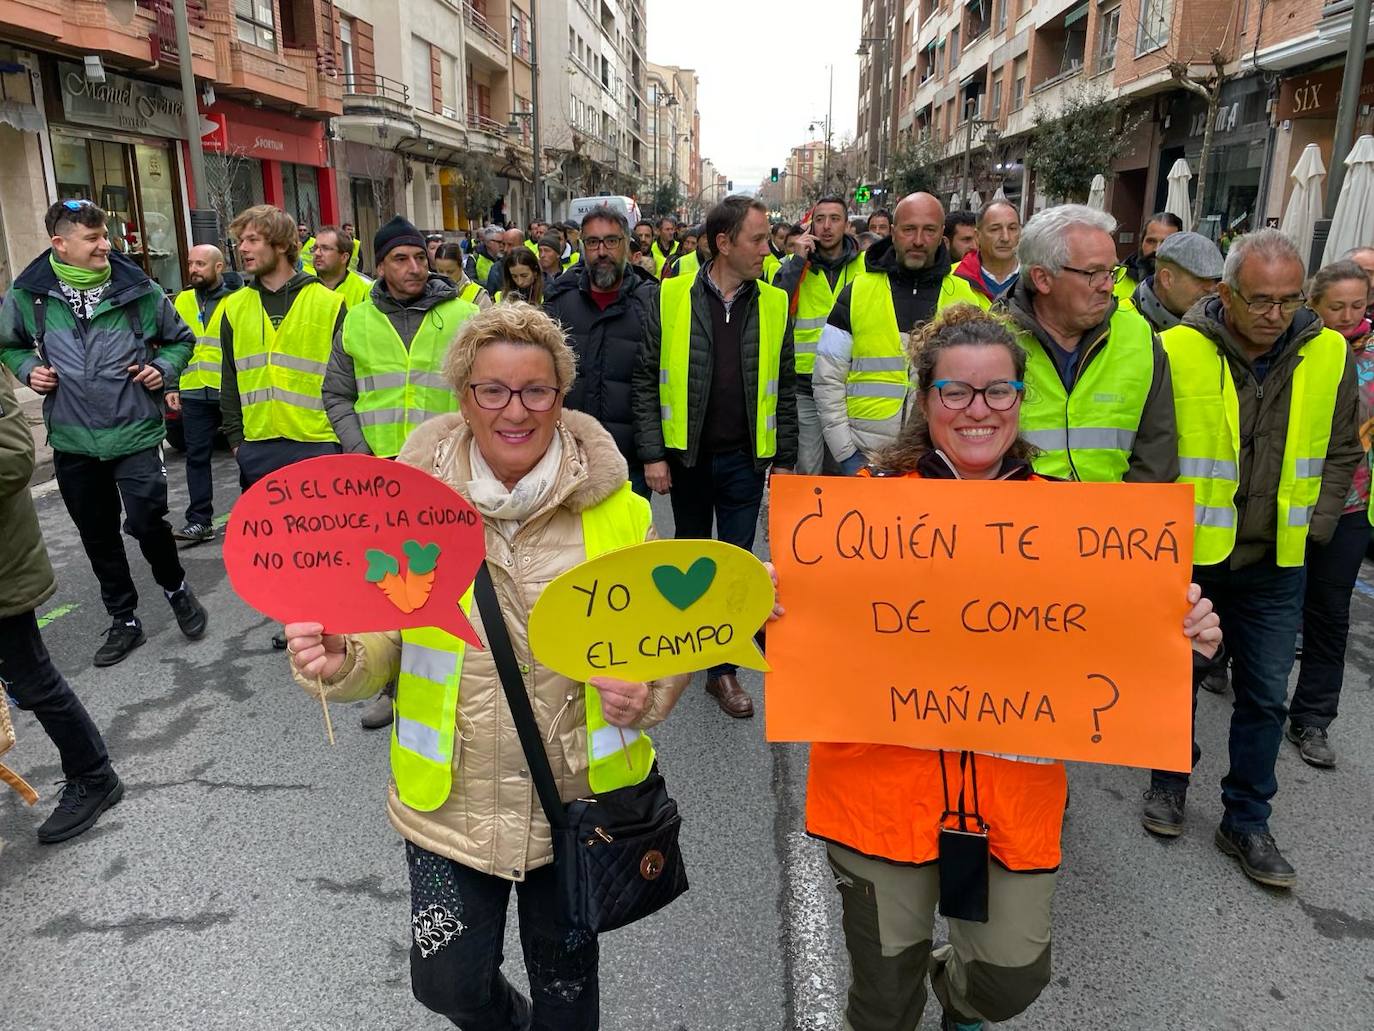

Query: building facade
[647,61,697,217]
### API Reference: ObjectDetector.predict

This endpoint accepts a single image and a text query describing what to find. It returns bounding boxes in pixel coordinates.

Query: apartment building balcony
[0,0,217,78]
[209,1,341,117]
[463,2,509,70]
[1250,0,1374,71]
[337,73,420,146]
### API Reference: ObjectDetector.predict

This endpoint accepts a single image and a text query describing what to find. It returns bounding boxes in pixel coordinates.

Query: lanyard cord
[938,750,983,833]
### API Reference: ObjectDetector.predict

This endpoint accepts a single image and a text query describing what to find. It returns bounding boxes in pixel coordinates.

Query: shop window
[234,0,276,51]
[1136,0,1171,55]
[1097,7,1120,73]
[282,163,321,229]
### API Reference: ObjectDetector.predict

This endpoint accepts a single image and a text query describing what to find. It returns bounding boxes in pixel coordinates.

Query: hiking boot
[360,689,395,730]
[1215,826,1297,889]
[37,769,124,844]
[94,618,145,667]
[168,584,208,640]
[1200,663,1229,694]
[1141,787,1186,837]
[174,521,215,543]
[1286,724,1336,768]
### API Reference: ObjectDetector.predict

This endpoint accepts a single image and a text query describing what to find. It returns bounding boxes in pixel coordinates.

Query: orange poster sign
[765,476,1197,771]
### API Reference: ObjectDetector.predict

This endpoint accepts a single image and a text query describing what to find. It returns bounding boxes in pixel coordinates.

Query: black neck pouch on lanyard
[938,750,990,923]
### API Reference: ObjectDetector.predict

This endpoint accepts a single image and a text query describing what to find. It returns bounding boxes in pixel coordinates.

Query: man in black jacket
[543,205,657,497]
[633,195,798,718]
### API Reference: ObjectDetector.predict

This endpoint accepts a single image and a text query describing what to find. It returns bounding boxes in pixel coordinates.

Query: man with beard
[1115,212,1184,302]
[812,192,983,471]
[543,205,657,497]
[170,244,242,542]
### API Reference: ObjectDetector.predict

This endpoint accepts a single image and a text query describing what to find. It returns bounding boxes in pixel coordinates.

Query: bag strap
[473,562,569,831]
[31,294,47,365]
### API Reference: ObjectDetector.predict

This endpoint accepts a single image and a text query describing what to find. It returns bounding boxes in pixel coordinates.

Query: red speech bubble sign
[223,454,486,645]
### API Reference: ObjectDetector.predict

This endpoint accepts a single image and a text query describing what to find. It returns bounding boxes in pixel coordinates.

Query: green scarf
[49,253,112,290]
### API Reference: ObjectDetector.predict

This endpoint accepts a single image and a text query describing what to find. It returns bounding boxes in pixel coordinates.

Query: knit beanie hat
[538,232,563,253]
[374,215,427,263]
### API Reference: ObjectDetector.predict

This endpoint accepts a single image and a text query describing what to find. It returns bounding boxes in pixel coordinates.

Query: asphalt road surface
[2,450,1372,1030]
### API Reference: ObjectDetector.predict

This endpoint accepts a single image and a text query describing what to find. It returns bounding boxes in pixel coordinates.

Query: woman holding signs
[771,305,1223,1031]
[284,304,689,1030]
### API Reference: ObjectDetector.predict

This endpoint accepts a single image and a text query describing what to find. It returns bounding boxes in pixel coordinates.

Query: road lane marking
[37,602,79,628]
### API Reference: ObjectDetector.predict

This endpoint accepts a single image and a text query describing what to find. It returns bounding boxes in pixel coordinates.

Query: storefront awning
[0,100,42,133]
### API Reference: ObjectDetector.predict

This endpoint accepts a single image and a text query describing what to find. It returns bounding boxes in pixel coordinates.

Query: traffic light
[770,167,779,183]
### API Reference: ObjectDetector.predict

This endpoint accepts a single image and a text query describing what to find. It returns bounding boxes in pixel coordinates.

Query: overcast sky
[646,0,861,192]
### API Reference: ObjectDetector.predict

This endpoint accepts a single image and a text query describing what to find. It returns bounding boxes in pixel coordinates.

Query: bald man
[812,192,984,470]
[170,245,242,541]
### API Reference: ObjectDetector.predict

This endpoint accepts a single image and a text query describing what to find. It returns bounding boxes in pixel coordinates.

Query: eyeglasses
[469,382,560,412]
[1231,289,1308,317]
[930,379,1024,411]
[1059,264,1126,290]
[582,235,625,251]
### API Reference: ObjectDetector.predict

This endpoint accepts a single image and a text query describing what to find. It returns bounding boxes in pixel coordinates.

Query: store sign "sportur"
[58,62,187,139]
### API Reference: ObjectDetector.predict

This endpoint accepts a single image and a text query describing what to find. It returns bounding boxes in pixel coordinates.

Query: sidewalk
[16,383,52,486]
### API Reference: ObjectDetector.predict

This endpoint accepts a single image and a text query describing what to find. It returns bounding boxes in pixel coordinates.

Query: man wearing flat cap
[1131,232,1225,333]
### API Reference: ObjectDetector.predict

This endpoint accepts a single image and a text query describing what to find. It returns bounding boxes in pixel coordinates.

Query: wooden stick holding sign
[223,455,487,745]
[765,476,1197,771]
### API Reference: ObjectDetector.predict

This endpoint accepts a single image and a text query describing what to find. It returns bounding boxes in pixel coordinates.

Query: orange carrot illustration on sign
[365,540,442,614]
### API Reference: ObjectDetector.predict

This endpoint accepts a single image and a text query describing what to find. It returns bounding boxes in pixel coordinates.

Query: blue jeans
[180,396,221,525]
[667,448,766,677]
[1152,559,1305,833]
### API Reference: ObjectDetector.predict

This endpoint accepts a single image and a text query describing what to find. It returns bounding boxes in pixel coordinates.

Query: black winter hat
[374,215,427,263]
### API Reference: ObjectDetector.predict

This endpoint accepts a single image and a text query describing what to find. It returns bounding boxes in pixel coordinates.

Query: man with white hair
[1002,204,1178,483]
[464,226,505,293]
[1142,229,1360,889]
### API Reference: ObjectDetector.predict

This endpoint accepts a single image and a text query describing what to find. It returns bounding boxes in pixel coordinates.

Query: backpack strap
[31,294,47,365]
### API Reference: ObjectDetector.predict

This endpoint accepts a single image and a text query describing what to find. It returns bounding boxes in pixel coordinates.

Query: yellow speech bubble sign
[528,539,774,682]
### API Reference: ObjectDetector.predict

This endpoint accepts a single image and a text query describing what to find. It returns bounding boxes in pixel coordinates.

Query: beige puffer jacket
[293,409,690,880]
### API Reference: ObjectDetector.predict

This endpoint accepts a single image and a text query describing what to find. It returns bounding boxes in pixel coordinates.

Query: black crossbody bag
[474,564,688,933]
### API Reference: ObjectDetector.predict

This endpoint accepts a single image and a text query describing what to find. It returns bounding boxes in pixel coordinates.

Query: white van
[568,195,642,227]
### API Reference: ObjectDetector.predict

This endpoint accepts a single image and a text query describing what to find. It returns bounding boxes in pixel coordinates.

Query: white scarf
[466,432,564,535]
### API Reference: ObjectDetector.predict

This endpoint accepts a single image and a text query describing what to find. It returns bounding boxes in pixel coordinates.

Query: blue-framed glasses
[930,379,1025,411]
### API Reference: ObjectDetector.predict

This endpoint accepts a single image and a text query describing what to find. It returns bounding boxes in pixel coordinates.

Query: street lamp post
[857,26,895,199]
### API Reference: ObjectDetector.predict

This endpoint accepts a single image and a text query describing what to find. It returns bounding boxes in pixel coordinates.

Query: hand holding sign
[528,539,774,683]
[224,455,487,742]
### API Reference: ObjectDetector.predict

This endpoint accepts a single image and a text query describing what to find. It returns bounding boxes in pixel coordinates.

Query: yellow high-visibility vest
[1164,323,1347,566]
[392,483,655,811]
[223,283,344,443]
[172,288,226,392]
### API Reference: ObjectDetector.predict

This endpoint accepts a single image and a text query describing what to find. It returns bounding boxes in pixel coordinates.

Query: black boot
[1215,826,1297,889]
[37,769,125,844]
[93,618,145,667]
[1141,787,1186,837]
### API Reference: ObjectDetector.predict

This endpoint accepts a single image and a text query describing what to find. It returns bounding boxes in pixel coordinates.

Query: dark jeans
[668,448,766,677]
[1293,510,1369,730]
[406,842,598,1031]
[235,438,342,489]
[0,610,110,781]
[53,446,185,620]
[1152,558,1306,833]
[180,396,221,525]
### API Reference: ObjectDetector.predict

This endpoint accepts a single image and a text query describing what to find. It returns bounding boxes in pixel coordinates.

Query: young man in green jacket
[0,201,207,667]
[0,369,123,841]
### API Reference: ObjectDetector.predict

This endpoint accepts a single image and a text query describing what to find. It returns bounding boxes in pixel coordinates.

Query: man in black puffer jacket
[543,205,658,497]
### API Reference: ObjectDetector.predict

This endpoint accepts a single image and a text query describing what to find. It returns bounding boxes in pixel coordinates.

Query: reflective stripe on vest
[658,275,785,458]
[330,271,373,309]
[392,483,655,812]
[844,272,984,423]
[1018,306,1155,482]
[792,253,865,375]
[343,296,477,457]
[223,282,344,444]
[173,289,226,392]
[1163,323,1346,566]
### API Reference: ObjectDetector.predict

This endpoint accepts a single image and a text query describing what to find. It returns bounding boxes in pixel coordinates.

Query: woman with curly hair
[771,304,1223,1031]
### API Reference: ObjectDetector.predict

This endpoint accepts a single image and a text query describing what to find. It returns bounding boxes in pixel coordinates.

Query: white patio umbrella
[1279,144,1326,268]
[1323,134,1374,266]
[949,191,963,211]
[1087,174,1107,211]
[1164,159,1193,231]
[992,185,1008,203]
[967,190,982,208]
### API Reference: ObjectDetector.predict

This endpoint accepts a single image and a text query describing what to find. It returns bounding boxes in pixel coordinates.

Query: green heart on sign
[651,557,717,611]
